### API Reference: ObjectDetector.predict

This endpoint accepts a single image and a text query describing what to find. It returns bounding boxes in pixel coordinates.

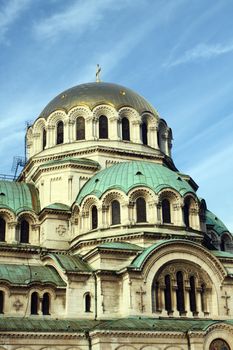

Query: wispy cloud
[33,0,133,41]
[0,0,30,42]
[164,42,233,68]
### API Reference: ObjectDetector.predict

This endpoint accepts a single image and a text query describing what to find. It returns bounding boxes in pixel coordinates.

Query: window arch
[76,116,85,140]
[122,117,130,141]
[0,291,4,314]
[99,115,108,139]
[91,205,98,229]
[85,293,91,312]
[176,271,185,314]
[142,121,148,145]
[209,339,230,350]
[136,197,147,223]
[111,200,121,225]
[20,219,29,243]
[162,199,171,223]
[42,292,50,315]
[42,128,46,150]
[31,292,39,315]
[0,217,6,242]
[56,121,64,144]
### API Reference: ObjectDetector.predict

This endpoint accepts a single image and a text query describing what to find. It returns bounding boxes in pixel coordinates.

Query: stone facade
[0,82,232,349]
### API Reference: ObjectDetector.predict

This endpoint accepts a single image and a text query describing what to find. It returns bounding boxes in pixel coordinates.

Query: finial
[96,64,101,83]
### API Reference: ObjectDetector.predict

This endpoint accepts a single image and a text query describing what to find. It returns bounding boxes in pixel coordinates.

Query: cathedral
[0,78,232,350]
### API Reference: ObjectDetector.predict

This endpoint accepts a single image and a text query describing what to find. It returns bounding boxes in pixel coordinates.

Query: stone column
[47,125,55,148]
[86,116,94,140]
[121,201,130,226]
[8,222,18,244]
[109,116,120,140]
[132,120,142,143]
[148,125,157,148]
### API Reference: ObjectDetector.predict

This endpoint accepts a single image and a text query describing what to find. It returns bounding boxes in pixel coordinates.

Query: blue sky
[0,0,233,230]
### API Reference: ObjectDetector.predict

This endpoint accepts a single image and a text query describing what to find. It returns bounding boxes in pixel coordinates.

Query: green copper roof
[97,242,142,251]
[0,317,228,333]
[211,250,233,258]
[38,82,157,120]
[41,157,100,168]
[44,203,70,211]
[205,209,229,235]
[0,264,66,287]
[45,253,92,273]
[0,181,40,214]
[76,161,195,204]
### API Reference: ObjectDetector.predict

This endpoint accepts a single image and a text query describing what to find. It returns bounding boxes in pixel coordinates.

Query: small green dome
[38,82,156,120]
[205,209,229,236]
[76,161,195,204]
[0,181,40,214]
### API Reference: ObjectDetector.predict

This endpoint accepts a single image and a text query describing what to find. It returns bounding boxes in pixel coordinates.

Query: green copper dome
[76,161,195,204]
[0,181,40,214]
[38,82,156,119]
[205,209,229,236]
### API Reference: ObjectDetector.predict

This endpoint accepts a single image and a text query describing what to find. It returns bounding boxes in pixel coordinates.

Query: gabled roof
[0,181,40,214]
[43,253,92,273]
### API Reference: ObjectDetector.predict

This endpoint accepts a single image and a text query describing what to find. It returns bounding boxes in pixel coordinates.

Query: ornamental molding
[89,330,186,339]
[68,105,92,121]
[204,322,233,335]
[93,104,117,119]
[0,332,85,339]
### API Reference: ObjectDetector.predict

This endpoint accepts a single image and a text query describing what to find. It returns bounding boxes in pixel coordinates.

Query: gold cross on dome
[96,64,101,82]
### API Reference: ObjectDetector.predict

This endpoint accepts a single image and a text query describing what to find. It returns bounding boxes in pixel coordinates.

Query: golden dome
[38,82,156,119]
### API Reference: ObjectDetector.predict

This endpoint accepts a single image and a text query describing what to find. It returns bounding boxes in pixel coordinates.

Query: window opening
[91,205,98,229]
[42,128,46,150]
[122,117,130,141]
[136,197,147,222]
[183,199,190,227]
[189,276,197,314]
[56,121,64,144]
[99,115,108,139]
[85,293,91,312]
[31,292,39,315]
[0,291,4,314]
[176,271,185,313]
[20,219,29,243]
[142,122,148,145]
[164,275,172,313]
[162,199,171,223]
[76,116,85,140]
[0,217,6,242]
[111,200,121,225]
[42,293,50,315]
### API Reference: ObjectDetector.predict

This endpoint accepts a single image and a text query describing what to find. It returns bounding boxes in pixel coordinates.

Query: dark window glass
[183,199,190,227]
[164,275,172,312]
[176,271,185,313]
[56,121,64,144]
[136,197,147,223]
[111,200,120,225]
[76,117,85,140]
[157,130,160,148]
[99,115,108,139]
[220,237,226,251]
[42,293,50,315]
[201,283,205,312]
[209,339,230,350]
[122,117,130,141]
[20,220,29,243]
[162,199,171,223]
[189,276,197,313]
[0,291,4,314]
[85,293,91,312]
[31,292,38,315]
[0,217,6,241]
[42,128,46,150]
[142,122,148,145]
[91,206,98,229]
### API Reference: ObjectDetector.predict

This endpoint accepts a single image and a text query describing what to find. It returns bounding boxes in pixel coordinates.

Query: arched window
[176,271,185,314]
[31,292,39,315]
[0,217,6,242]
[189,276,197,314]
[162,199,171,223]
[20,219,29,243]
[91,205,98,230]
[85,293,91,312]
[142,121,148,145]
[0,291,4,314]
[99,115,108,139]
[76,116,85,140]
[42,293,50,315]
[183,199,190,227]
[56,121,64,144]
[136,197,147,223]
[209,339,230,350]
[157,130,160,148]
[111,200,120,225]
[42,128,46,150]
[122,117,130,141]
[164,275,172,313]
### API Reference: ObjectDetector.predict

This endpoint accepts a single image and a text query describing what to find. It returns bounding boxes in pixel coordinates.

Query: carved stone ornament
[56,225,67,237]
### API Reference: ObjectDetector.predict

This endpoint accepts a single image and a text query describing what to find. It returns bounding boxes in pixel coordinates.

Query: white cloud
[164,42,233,68]
[33,0,133,41]
[0,0,30,42]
